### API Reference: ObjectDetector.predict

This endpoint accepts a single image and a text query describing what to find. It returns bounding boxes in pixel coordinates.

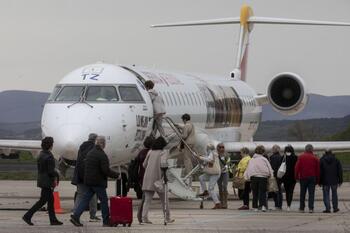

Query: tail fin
[152,5,350,81]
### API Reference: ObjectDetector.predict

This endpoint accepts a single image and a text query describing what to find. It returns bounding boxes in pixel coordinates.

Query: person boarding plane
[0,5,350,200]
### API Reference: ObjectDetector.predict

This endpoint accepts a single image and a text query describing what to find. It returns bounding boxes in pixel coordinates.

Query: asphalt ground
[0,181,349,233]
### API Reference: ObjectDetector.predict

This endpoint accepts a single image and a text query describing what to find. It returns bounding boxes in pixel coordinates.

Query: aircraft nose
[53,124,89,160]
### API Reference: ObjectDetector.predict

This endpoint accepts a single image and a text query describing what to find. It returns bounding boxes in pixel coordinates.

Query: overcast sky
[0,0,350,96]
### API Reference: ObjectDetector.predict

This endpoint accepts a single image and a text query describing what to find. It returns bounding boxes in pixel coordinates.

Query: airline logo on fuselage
[82,67,104,81]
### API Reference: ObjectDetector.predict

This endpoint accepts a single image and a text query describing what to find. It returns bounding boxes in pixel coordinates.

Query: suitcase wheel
[128,223,132,227]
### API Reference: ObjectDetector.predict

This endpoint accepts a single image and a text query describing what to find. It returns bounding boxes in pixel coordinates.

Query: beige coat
[180,121,196,146]
[142,149,168,191]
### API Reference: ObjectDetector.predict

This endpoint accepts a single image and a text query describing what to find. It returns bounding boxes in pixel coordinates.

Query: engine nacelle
[267,72,308,115]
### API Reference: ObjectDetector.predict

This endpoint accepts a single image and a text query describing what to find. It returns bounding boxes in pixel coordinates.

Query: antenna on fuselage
[151,4,350,81]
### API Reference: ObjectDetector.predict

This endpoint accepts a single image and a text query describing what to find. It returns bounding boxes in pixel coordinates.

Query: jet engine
[267,72,308,115]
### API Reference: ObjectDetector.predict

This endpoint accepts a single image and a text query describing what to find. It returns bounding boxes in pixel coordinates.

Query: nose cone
[52,124,89,160]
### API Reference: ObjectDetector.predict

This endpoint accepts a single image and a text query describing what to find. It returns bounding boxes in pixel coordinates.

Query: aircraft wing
[0,140,41,155]
[224,141,350,153]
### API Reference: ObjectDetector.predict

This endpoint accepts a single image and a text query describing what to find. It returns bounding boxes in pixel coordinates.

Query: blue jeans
[73,186,109,224]
[299,176,316,210]
[323,185,338,211]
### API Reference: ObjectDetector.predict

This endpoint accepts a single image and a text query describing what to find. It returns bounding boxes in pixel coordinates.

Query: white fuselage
[41,63,261,166]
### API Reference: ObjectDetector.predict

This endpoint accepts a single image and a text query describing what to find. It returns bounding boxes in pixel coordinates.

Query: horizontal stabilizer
[152,17,350,28]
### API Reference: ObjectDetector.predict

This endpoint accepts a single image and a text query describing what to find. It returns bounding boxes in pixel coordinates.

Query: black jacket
[71,140,95,185]
[84,145,119,188]
[269,152,283,177]
[36,150,59,189]
[281,154,298,183]
[320,153,343,186]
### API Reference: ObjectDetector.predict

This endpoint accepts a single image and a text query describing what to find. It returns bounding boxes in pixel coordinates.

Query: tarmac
[0,181,349,233]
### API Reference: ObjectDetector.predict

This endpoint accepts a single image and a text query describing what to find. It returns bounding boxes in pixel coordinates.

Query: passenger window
[48,85,61,102]
[180,93,186,105]
[192,93,198,105]
[85,86,118,102]
[55,86,85,102]
[119,86,144,102]
[184,93,190,105]
[167,92,173,106]
[176,93,182,105]
[171,92,178,106]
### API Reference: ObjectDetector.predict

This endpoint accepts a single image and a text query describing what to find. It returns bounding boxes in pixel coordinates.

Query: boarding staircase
[161,117,202,201]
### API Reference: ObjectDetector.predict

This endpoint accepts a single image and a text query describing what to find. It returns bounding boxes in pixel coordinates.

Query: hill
[0,90,49,123]
[262,94,350,121]
[254,115,350,141]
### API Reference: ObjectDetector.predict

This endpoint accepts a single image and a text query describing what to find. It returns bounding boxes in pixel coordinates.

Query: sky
[0,0,350,96]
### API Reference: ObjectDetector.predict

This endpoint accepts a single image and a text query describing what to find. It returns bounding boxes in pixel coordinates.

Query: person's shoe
[165,219,175,223]
[221,205,228,209]
[198,190,209,197]
[309,209,314,213]
[334,208,340,213]
[287,206,291,212]
[252,208,259,212]
[142,219,153,224]
[212,203,222,209]
[22,216,34,226]
[262,206,267,212]
[323,210,331,213]
[89,216,101,222]
[70,215,83,227]
[238,205,249,210]
[102,223,113,227]
[50,220,63,225]
[299,209,305,213]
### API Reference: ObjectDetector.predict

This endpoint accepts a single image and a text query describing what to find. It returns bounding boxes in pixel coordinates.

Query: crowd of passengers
[21,79,344,227]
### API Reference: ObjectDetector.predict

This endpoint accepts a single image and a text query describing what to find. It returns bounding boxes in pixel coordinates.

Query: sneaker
[334,208,340,213]
[252,208,259,212]
[142,219,153,224]
[102,223,113,227]
[309,209,314,213]
[89,216,101,222]
[212,203,222,209]
[262,206,267,212]
[198,190,209,197]
[287,207,291,212]
[70,215,83,227]
[238,205,249,210]
[50,220,63,225]
[166,219,175,223]
[323,210,331,213]
[22,216,34,226]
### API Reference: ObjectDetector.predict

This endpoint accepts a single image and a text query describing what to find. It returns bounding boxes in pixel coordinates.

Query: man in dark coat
[269,145,283,210]
[23,137,62,226]
[70,136,119,227]
[71,133,100,221]
[320,149,343,213]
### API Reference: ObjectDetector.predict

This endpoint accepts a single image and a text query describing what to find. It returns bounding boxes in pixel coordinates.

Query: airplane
[1,5,350,200]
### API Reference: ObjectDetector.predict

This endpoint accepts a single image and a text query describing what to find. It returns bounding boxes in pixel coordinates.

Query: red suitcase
[109,196,133,227]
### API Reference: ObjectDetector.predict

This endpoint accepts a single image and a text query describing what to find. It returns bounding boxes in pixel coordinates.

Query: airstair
[161,117,202,201]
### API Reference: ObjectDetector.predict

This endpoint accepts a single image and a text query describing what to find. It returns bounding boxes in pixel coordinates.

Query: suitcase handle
[118,166,123,197]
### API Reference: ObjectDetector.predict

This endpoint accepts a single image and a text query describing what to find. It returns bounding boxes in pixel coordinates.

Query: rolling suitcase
[109,172,133,227]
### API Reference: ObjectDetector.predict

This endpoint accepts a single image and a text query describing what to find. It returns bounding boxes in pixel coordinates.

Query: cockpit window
[119,86,144,102]
[55,86,85,102]
[48,85,61,101]
[85,86,119,102]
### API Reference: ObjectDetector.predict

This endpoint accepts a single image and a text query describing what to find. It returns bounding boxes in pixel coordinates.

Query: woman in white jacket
[244,145,273,212]
[195,144,222,209]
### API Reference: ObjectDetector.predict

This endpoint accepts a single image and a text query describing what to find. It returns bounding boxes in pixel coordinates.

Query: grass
[0,171,36,180]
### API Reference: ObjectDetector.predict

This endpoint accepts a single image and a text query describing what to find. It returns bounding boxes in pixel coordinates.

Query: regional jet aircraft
[1,5,350,199]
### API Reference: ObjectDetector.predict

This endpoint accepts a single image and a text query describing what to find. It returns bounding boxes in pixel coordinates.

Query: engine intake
[267,72,308,115]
